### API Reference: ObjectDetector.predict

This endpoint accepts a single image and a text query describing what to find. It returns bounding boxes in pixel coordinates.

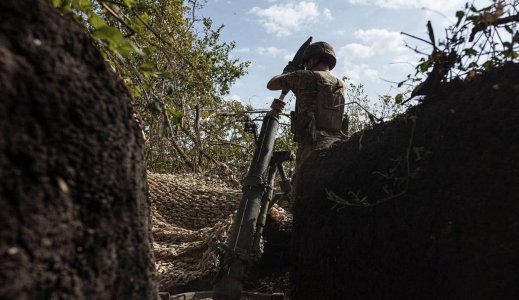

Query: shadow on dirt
[292,63,519,300]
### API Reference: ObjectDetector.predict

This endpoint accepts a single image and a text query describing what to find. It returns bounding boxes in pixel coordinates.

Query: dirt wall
[0,1,157,299]
[291,63,519,300]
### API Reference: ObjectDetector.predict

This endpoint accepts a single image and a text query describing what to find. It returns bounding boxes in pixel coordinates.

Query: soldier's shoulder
[330,73,346,87]
[293,70,313,75]
[337,76,346,87]
[285,70,315,82]
[318,71,345,86]
[295,70,317,79]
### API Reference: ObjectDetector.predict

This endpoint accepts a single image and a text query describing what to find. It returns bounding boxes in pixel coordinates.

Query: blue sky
[201,0,488,110]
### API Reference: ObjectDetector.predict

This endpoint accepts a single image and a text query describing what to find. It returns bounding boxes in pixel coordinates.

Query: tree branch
[98,1,136,37]
[470,14,519,42]
[131,8,210,88]
[401,32,436,48]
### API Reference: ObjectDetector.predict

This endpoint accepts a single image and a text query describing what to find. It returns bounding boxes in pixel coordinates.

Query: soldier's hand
[283,64,298,73]
[270,98,286,112]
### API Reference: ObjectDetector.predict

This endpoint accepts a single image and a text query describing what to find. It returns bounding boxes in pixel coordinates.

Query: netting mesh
[148,172,292,290]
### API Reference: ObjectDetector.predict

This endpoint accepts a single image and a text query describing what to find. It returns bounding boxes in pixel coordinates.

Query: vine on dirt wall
[398,0,519,102]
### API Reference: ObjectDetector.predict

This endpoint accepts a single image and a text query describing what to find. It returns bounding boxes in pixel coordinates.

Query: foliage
[50,0,253,174]
[342,77,409,135]
[399,0,519,98]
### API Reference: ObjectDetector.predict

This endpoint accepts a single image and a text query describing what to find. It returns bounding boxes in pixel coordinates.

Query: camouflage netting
[148,172,292,290]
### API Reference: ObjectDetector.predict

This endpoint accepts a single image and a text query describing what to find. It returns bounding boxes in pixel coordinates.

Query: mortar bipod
[252,151,294,253]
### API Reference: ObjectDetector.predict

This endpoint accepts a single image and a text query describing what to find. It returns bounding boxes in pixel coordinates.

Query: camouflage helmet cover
[302,41,337,70]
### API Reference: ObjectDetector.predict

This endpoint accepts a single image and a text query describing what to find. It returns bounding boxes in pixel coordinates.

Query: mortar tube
[213,110,280,300]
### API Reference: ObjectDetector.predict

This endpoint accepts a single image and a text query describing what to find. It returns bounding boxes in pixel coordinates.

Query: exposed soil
[0,1,157,299]
[292,63,519,300]
[243,212,292,295]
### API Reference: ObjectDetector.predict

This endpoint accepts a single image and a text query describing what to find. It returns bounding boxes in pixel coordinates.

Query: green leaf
[455,11,464,27]
[397,81,405,88]
[503,50,519,59]
[61,0,72,13]
[130,85,142,98]
[143,46,156,55]
[395,94,403,104]
[482,60,494,70]
[123,0,134,7]
[156,72,173,79]
[130,16,145,32]
[141,13,150,23]
[419,60,432,73]
[464,48,478,56]
[72,0,92,12]
[72,0,80,10]
[141,83,150,90]
[89,13,107,30]
[93,26,143,57]
[160,116,170,137]
[148,101,162,116]
[167,110,183,125]
[139,62,156,72]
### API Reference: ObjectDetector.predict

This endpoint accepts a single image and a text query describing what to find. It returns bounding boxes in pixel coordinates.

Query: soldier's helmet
[302,41,336,70]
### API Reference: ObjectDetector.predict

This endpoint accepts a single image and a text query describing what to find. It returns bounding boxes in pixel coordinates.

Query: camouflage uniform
[278,70,345,208]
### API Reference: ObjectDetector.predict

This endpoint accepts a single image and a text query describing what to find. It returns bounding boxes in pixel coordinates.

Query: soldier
[267,41,346,208]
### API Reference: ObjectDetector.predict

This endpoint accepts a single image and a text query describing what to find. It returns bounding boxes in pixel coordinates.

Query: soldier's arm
[267,75,284,90]
[267,64,300,90]
[267,70,302,91]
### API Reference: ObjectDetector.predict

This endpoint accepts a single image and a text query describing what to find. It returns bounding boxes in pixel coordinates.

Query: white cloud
[353,28,406,53]
[233,47,250,53]
[338,43,375,59]
[335,30,346,36]
[390,54,422,70]
[347,0,465,13]
[228,95,241,101]
[338,29,405,61]
[363,69,380,81]
[340,59,379,84]
[284,52,296,62]
[256,46,289,58]
[266,0,278,2]
[323,8,334,20]
[257,65,266,69]
[248,2,331,37]
[233,79,244,88]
